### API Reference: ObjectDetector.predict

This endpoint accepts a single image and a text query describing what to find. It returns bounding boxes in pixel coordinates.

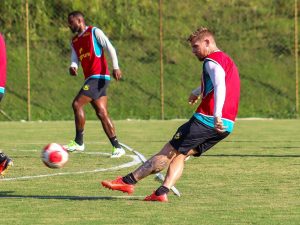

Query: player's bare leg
[101,142,177,195]
[73,94,91,132]
[64,94,91,152]
[143,146,195,202]
[132,143,178,180]
[91,96,125,158]
[162,148,197,189]
[91,96,115,138]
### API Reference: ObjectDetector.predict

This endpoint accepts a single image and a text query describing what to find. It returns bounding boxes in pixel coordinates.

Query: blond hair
[187,27,215,43]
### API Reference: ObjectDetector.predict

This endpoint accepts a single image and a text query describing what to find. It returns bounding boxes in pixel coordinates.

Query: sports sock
[75,129,84,145]
[122,173,137,185]
[0,152,7,164]
[109,136,121,148]
[155,185,170,196]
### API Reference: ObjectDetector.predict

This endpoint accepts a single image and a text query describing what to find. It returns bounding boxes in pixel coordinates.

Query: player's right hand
[214,116,227,133]
[69,67,78,76]
[188,94,200,105]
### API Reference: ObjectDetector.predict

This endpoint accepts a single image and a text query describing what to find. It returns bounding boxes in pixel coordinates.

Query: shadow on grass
[0,192,143,201]
[204,154,300,158]
[143,140,300,144]
[225,140,300,142]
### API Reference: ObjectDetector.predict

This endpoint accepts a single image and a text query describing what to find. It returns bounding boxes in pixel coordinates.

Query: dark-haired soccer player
[102,27,240,201]
[0,32,13,177]
[64,11,125,158]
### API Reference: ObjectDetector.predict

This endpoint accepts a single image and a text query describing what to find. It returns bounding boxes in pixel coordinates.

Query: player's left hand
[0,93,4,102]
[69,67,78,76]
[188,94,200,105]
[112,69,122,81]
[214,116,226,133]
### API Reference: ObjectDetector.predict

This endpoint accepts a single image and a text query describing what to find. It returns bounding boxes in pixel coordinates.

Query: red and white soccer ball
[41,143,69,169]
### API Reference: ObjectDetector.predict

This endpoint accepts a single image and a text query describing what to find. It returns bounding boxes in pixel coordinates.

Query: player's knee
[72,100,82,111]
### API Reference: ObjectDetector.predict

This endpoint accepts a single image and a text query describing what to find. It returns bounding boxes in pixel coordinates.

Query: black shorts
[78,78,110,100]
[169,116,229,157]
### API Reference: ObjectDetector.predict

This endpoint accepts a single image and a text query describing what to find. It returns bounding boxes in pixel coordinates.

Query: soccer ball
[41,143,69,169]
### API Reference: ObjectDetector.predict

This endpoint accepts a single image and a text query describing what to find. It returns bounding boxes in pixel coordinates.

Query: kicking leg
[131,142,179,181]
[144,148,197,202]
[162,148,197,189]
[101,142,178,194]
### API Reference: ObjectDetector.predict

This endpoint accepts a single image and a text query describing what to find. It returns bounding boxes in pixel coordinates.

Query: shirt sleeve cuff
[70,62,78,69]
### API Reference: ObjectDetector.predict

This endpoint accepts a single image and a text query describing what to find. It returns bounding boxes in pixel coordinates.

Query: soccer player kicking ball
[0,32,13,177]
[101,27,240,202]
[64,11,125,158]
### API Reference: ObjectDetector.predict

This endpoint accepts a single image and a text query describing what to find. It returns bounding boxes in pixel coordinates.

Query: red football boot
[144,191,168,202]
[0,158,13,177]
[101,176,135,194]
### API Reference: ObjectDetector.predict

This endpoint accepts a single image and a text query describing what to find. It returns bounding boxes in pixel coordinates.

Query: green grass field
[0,120,299,225]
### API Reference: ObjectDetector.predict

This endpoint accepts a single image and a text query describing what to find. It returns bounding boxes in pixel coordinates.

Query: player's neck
[78,25,88,36]
[208,46,219,55]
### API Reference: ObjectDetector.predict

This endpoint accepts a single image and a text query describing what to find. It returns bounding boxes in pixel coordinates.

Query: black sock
[109,136,121,148]
[122,173,137,185]
[0,152,7,164]
[75,129,84,145]
[155,186,170,196]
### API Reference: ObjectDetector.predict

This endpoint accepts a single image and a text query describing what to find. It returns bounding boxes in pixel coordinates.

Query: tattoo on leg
[152,157,168,173]
[133,155,169,180]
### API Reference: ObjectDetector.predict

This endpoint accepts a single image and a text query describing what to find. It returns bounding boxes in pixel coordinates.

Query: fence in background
[0,0,299,120]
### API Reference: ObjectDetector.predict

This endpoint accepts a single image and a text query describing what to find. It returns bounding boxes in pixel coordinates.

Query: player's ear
[204,39,210,47]
[78,16,85,24]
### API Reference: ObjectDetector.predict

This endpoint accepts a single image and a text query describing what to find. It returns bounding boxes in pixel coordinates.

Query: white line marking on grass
[6,141,108,146]
[0,152,141,182]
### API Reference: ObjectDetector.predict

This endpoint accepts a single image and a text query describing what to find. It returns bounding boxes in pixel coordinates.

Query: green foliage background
[0,0,298,120]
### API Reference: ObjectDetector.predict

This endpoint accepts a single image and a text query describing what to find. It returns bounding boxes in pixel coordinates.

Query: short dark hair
[68,11,84,18]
